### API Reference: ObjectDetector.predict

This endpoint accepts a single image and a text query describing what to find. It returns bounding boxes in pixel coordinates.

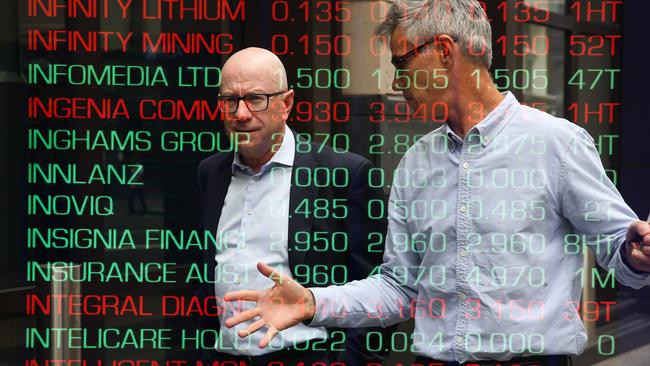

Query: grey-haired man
[224,2,650,365]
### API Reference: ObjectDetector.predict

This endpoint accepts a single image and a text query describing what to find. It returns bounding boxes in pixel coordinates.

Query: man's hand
[224,262,316,348]
[625,220,650,272]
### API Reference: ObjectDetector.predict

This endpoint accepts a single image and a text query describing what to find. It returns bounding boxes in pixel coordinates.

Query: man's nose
[392,72,406,92]
[235,99,251,120]
[392,76,401,92]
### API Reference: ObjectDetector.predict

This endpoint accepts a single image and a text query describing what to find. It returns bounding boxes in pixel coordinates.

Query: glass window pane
[527,0,567,14]
[522,24,565,117]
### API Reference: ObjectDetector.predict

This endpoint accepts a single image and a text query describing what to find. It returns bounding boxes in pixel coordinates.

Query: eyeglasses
[217,91,287,114]
[391,35,458,70]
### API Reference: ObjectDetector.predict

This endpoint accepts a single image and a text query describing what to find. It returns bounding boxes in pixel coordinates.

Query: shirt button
[460,206,467,213]
[247,210,252,215]
[455,336,464,344]
[484,136,491,142]
[460,250,468,257]
[458,293,467,300]
[253,176,260,181]
[462,162,470,169]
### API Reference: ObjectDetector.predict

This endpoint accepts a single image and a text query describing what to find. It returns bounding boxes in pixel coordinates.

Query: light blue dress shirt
[215,126,327,355]
[310,92,648,362]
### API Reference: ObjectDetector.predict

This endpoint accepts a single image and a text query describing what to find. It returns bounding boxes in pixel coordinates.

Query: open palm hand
[224,262,316,348]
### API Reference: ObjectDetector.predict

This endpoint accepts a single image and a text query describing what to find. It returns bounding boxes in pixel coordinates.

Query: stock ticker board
[6,1,649,366]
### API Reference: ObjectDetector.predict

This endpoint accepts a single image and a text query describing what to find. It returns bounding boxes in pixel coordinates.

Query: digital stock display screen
[2,1,649,366]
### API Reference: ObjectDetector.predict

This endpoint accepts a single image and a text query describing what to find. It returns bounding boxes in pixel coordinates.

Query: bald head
[221,47,288,93]
[218,47,295,172]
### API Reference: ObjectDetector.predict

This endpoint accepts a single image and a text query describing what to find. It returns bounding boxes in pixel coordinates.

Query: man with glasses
[224,1,650,366]
[197,47,391,365]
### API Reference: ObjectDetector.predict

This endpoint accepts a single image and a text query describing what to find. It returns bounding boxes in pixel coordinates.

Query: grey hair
[376,0,493,69]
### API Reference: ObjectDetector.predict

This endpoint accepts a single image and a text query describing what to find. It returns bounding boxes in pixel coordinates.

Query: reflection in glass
[525,0,566,14]
[522,24,565,117]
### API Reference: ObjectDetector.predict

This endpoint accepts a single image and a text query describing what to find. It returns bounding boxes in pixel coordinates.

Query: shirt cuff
[616,240,650,288]
[306,287,338,327]
[619,240,648,275]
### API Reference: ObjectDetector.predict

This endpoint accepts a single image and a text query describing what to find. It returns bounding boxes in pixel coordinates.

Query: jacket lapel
[288,142,318,269]
[206,154,234,234]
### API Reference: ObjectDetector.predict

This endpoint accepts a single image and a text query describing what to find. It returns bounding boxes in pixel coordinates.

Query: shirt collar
[232,124,295,174]
[443,91,520,150]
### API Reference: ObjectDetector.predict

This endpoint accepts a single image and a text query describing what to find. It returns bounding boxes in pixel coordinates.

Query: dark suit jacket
[196,135,391,364]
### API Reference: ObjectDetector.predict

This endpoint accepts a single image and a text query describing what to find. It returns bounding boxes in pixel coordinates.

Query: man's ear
[436,35,455,64]
[282,89,295,121]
